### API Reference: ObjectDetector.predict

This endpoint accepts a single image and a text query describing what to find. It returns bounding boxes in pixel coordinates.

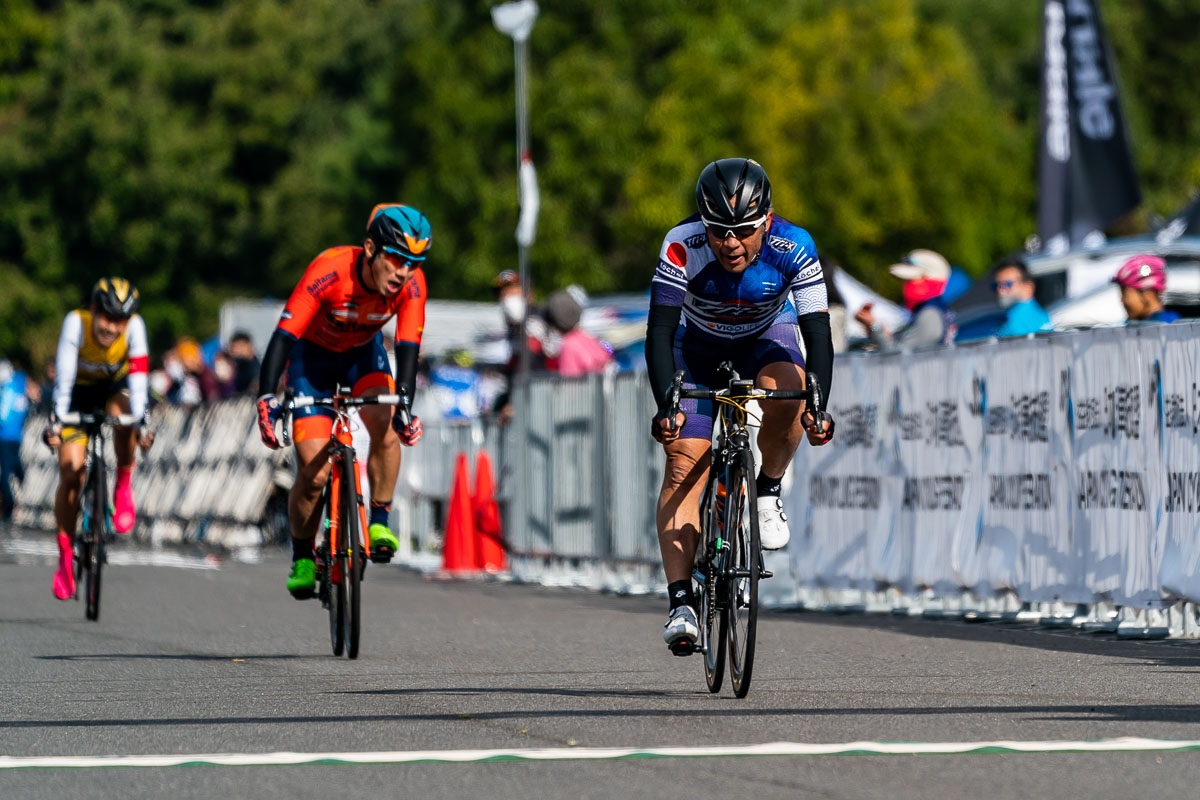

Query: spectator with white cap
[1113,254,1180,324]
[853,248,955,349]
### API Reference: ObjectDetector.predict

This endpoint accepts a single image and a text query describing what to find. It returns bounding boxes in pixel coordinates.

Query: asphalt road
[3,533,1200,799]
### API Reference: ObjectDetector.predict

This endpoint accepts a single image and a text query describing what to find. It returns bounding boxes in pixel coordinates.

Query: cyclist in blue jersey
[646,158,835,651]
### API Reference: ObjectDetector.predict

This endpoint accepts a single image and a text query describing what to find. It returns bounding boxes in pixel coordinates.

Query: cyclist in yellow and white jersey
[43,278,153,600]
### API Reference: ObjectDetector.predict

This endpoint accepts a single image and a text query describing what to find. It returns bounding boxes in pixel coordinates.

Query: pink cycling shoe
[52,532,74,600]
[113,482,136,534]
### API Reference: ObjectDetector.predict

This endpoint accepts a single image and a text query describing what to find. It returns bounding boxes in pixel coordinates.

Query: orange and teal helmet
[366,204,432,262]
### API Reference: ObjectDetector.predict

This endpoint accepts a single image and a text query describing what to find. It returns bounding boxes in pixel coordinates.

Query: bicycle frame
[326,404,370,562]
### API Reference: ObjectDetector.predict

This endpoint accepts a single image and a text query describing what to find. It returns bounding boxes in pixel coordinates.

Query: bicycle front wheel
[342,464,363,660]
[85,466,106,622]
[326,489,347,656]
[696,478,727,694]
[726,451,759,698]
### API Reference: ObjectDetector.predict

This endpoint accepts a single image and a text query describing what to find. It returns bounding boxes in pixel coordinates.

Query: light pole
[492,0,540,555]
[491,0,540,385]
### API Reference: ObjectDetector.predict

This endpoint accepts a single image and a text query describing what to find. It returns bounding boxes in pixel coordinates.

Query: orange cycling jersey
[277,246,426,351]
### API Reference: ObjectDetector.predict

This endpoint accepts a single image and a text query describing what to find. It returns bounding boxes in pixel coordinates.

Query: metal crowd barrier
[14,397,290,551]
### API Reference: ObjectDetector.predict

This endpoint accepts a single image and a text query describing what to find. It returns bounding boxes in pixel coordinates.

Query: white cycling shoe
[663,605,699,655]
[758,495,790,550]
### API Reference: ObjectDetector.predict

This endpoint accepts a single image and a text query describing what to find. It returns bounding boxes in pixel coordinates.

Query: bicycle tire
[326,484,346,657]
[697,476,727,693]
[726,450,759,698]
[85,462,106,622]
[342,461,363,660]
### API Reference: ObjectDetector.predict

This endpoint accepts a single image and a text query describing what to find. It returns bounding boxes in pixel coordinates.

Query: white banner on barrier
[896,347,984,594]
[787,355,900,591]
[972,337,1077,601]
[1157,324,1200,603]
[1070,327,1164,608]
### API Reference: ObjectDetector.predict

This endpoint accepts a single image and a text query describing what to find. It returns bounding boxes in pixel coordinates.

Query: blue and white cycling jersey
[650,214,827,342]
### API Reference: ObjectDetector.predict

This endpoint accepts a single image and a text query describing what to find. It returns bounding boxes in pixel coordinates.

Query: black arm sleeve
[258,330,296,397]
[645,303,682,409]
[393,341,419,408]
[797,311,834,412]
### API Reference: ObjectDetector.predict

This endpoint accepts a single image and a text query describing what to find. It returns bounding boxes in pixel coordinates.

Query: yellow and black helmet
[91,277,139,318]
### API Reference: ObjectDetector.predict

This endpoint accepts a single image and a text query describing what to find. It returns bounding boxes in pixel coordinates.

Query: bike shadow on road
[34,653,308,662]
[4,701,1200,730]
[771,609,1200,669]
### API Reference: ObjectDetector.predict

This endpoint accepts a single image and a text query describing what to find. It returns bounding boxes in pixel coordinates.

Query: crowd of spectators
[838,249,1177,353]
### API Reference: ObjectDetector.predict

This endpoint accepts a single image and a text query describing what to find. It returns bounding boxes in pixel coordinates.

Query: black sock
[291,537,314,563]
[756,471,783,497]
[668,579,694,611]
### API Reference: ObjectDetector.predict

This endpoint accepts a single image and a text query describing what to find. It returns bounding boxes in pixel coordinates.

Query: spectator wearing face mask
[991,255,1052,337]
[493,270,549,371]
[853,249,955,349]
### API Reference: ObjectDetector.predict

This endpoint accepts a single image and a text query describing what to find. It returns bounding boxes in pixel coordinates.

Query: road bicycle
[665,364,829,697]
[280,388,407,659]
[59,411,140,622]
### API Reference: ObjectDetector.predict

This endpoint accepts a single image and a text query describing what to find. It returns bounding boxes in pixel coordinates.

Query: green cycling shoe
[287,558,317,599]
[368,523,398,564]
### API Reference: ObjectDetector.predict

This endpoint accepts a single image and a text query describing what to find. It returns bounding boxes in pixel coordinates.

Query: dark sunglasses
[701,214,769,241]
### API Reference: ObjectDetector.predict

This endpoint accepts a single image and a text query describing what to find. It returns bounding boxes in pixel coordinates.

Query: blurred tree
[0,0,1195,366]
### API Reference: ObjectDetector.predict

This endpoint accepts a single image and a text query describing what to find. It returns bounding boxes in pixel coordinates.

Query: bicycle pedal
[369,546,395,564]
[289,587,317,601]
[668,639,697,657]
[760,569,773,579]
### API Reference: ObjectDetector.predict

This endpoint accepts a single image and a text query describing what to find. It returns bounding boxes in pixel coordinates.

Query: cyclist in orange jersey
[255,205,428,597]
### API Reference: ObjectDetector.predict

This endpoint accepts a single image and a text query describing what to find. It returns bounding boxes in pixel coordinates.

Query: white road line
[3,737,1200,770]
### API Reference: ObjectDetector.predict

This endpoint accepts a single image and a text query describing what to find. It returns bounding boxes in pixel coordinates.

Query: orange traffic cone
[441,452,478,573]
[473,449,506,573]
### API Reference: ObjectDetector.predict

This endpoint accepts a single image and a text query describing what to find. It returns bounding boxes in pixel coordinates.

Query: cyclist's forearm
[645,303,682,408]
[258,329,296,396]
[797,311,833,411]
[393,341,419,407]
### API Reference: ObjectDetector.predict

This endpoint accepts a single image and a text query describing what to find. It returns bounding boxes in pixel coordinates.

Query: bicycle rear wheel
[342,463,363,660]
[697,477,727,693]
[85,465,106,622]
[726,451,759,698]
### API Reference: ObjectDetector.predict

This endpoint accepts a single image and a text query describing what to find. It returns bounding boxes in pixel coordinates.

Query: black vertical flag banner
[1037,0,1141,255]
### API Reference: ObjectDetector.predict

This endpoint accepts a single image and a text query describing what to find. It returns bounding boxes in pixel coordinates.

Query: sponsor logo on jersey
[684,233,707,250]
[795,259,821,281]
[704,280,717,293]
[769,235,797,253]
[306,271,339,298]
[666,242,688,268]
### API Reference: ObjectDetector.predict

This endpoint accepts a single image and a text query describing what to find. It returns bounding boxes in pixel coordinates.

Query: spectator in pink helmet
[1113,254,1180,324]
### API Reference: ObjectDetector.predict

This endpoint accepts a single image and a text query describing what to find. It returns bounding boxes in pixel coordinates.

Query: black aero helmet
[91,277,139,318]
[696,158,772,226]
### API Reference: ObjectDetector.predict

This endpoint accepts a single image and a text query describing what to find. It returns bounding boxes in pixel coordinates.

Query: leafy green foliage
[0,0,1194,365]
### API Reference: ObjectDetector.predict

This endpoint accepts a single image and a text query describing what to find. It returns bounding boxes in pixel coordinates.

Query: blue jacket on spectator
[996,298,1053,338]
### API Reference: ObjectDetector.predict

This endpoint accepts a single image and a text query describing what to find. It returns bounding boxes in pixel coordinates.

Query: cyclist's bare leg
[290,438,334,542]
[107,393,137,468]
[755,361,806,479]
[357,386,401,504]
[656,438,711,585]
[53,442,86,536]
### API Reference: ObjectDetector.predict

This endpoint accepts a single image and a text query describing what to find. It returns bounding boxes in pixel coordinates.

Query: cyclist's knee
[663,444,710,490]
[296,458,332,494]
